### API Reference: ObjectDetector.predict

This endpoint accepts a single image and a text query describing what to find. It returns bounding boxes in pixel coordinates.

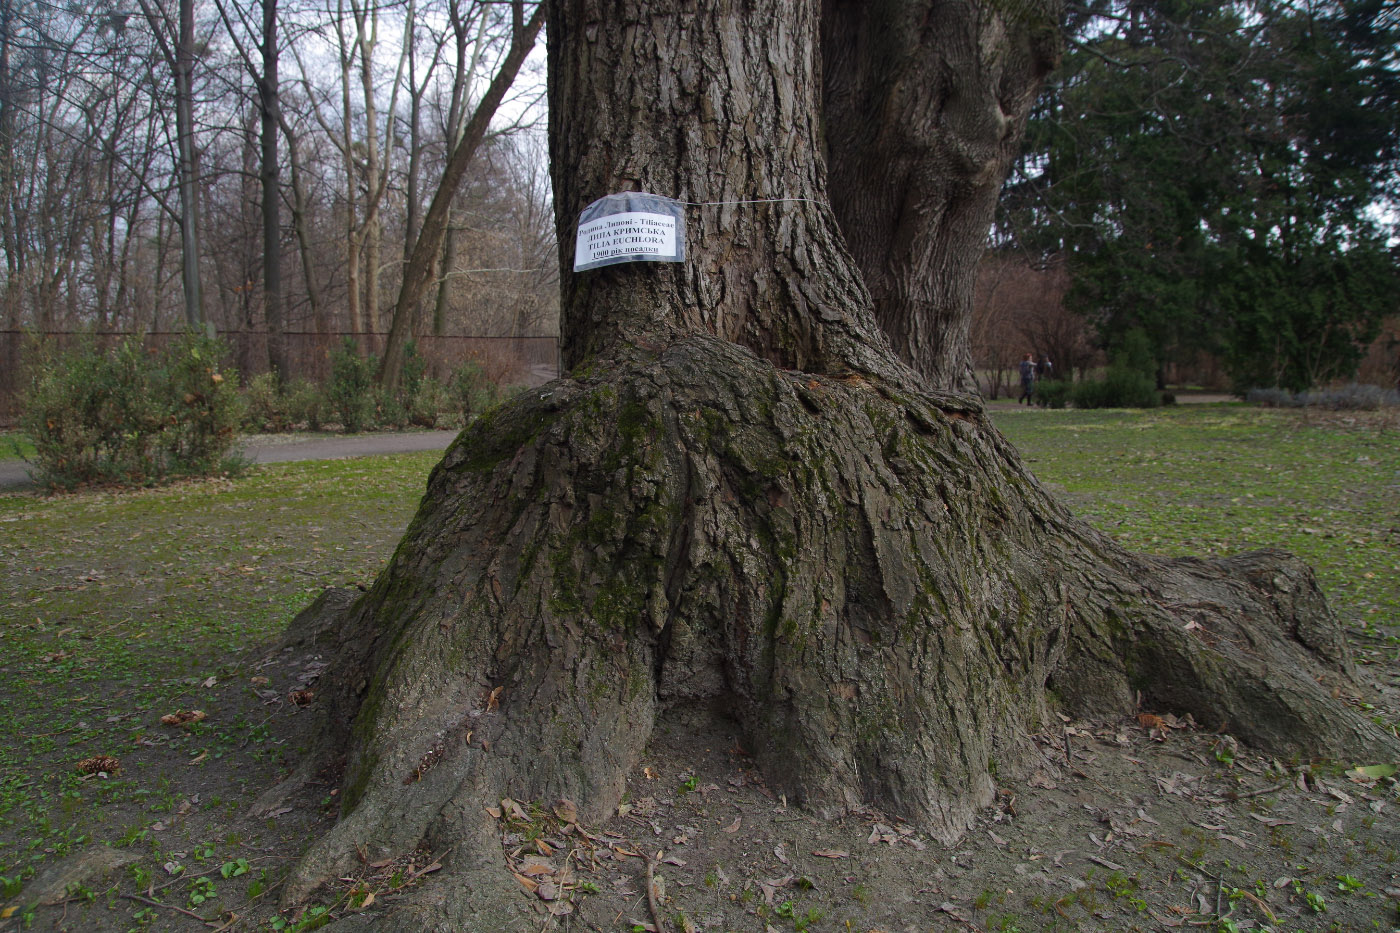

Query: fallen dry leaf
[289,690,314,707]
[486,686,504,711]
[722,817,741,833]
[811,849,848,859]
[160,710,206,727]
[758,874,794,905]
[552,798,578,823]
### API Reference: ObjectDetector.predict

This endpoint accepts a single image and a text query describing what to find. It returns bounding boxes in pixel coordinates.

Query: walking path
[0,387,1234,492]
[0,430,459,493]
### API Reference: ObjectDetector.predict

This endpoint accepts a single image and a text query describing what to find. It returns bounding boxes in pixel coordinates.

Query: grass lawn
[0,452,440,921]
[0,433,34,463]
[993,403,1400,641]
[0,404,1395,929]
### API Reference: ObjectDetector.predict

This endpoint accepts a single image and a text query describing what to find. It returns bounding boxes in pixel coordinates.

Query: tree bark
[260,0,287,378]
[822,0,1061,392]
[281,1,1395,927]
[137,0,207,326]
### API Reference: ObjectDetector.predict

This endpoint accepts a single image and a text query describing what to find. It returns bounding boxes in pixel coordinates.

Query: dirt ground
[11,639,1400,933]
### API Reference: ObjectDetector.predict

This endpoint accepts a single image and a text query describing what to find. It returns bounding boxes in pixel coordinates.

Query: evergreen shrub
[19,331,245,489]
[1069,329,1161,409]
[1034,380,1071,409]
[326,338,378,433]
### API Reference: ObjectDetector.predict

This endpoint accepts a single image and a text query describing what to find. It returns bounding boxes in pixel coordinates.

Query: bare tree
[377,0,543,389]
[136,0,207,326]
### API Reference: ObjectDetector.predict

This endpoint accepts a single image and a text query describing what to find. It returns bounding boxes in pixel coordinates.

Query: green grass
[992,404,1400,636]
[0,432,34,463]
[0,451,439,885]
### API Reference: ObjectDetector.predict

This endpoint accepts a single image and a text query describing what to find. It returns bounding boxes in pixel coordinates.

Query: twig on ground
[119,892,221,927]
[1230,782,1285,800]
[643,849,669,933]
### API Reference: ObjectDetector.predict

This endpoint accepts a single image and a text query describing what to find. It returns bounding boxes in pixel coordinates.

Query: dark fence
[0,330,561,424]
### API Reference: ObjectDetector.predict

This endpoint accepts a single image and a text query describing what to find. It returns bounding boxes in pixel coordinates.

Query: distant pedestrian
[1036,356,1053,380]
[1019,353,1035,405]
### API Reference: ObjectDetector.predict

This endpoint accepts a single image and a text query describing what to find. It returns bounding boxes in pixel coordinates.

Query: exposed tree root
[279,337,1394,928]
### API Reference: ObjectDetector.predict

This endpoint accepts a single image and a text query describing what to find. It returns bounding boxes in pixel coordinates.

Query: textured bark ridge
[283,337,1393,928]
[823,0,1063,392]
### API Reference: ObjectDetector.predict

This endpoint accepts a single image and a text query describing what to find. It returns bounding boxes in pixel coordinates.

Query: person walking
[1019,353,1036,405]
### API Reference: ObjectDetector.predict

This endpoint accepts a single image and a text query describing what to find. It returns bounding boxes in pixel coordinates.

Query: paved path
[0,430,459,493]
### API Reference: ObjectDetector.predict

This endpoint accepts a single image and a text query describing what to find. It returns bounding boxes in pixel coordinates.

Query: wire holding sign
[572,193,686,272]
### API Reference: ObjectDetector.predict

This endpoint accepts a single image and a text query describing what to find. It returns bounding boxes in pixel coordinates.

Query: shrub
[158,331,246,472]
[19,331,244,489]
[448,359,501,421]
[1247,383,1399,410]
[407,377,448,428]
[243,372,290,432]
[1246,387,1301,408]
[1298,383,1399,410]
[283,379,327,430]
[326,338,378,433]
[373,341,446,429]
[1033,380,1071,409]
[1070,329,1161,409]
[1070,369,1161,409]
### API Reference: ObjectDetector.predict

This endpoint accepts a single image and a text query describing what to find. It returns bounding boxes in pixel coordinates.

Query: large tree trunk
[281,0,1395,927]
[822,0,1061,392]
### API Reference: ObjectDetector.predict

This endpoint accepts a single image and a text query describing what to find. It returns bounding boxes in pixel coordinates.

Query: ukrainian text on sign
[572,192,686,272]
[574,211,678,268]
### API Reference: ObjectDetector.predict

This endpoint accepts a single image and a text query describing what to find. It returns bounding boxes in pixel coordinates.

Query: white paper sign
[572,193,686,272]
[574,211,678,269]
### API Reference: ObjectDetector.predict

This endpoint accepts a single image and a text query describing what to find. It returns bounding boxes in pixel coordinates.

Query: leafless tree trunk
[260,0,287,376]
[137,0,207,326]
[378,0,543,389]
